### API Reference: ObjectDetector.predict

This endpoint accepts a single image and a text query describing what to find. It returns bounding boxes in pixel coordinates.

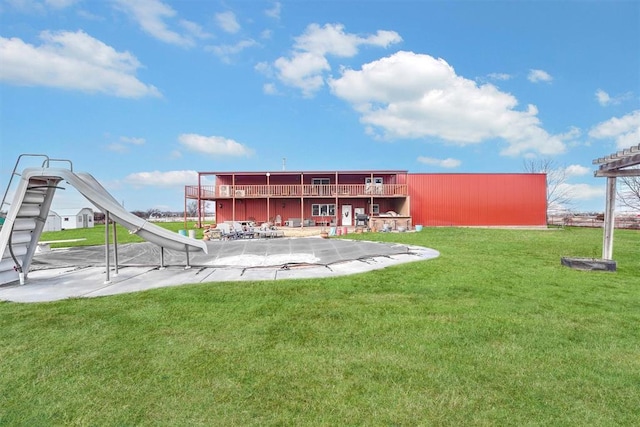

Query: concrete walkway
[0,237,439,303]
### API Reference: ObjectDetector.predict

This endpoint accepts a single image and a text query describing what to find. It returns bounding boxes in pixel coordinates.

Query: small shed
[43,211,62,232]
[57,208,95,230]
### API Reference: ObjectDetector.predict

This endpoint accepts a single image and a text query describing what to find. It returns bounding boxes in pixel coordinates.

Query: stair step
[23,192,46,204]
[17,205,41,217]
[10,230,32,245]
[0,254,26,272]
[1,244,27,262]
[12,218,37,231]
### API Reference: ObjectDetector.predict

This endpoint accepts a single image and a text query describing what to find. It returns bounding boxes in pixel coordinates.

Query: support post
[104,211,111,284]
[112,219,119,276]
[602,177,616,260]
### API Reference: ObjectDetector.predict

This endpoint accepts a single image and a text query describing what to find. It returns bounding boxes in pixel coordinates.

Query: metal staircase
[0,154,66,285]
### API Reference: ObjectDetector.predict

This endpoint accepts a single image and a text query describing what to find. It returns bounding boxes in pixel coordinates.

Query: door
[341,204,352,226]
[365,177,383,194]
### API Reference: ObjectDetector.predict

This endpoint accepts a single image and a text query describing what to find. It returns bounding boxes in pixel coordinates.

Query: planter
[320,232,329,239]
[561,257,617,272]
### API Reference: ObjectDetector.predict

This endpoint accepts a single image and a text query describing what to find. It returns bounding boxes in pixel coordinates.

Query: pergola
[593,143,640,260]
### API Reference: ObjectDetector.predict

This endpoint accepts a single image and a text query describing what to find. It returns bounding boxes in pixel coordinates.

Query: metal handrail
[1,154,74,216]
[42,158,73,171]
[1,154,50,214]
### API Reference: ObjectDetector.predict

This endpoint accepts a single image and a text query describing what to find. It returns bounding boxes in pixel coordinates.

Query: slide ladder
[0,155,63,285]
[0,154,207,286]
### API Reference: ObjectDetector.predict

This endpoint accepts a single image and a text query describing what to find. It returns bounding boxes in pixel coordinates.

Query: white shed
[44,211,62,232]
[57,208,95,230]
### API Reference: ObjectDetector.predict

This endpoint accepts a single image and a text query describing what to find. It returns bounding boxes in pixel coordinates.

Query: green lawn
[39,221,202,248]
[1,227,639,426]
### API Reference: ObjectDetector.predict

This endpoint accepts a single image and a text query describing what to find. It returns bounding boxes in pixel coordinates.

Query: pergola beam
[595,153,640,172]
[595,169,640,178]
[592,143,640,261]
[593,144,639,165]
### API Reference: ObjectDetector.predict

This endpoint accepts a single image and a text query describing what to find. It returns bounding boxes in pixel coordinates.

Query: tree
[523,159,574,215]
[146,208,162,219]
[187,201,198,217]
[617,170,640,212]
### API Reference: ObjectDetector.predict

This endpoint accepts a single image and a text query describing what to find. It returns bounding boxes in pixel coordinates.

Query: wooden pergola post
[602,177,616,260]
[593,144,640,261]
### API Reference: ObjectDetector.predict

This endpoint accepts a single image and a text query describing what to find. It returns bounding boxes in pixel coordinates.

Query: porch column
[266,172,270,224]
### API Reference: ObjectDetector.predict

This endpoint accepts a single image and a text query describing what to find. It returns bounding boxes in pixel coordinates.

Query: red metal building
[408,173,547,226]
[185,170,547,228]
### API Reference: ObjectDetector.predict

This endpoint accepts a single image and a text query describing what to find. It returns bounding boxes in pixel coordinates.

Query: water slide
[0,165,207,285]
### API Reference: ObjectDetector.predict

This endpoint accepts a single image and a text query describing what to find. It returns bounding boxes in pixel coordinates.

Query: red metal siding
[408,174,547,226]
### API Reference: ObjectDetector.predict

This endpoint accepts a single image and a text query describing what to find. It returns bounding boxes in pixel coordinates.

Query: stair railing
[1,154,51,218]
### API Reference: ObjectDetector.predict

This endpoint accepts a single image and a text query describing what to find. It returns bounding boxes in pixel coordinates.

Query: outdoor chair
[215,223,238,240]
[232,221,254,238]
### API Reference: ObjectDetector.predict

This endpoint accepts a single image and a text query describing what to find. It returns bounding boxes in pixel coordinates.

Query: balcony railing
[186,184,408,199]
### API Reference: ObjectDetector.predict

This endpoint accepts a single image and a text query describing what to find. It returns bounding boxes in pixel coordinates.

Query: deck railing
[185,184,408,199]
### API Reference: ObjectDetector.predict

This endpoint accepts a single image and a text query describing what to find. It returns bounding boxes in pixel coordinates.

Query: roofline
[199,170,410,176]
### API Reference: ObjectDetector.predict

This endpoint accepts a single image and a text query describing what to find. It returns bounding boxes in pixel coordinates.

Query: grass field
[39,221,202,247]
[1,226,639,426]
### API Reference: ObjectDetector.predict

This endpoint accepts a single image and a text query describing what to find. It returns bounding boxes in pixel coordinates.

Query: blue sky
[1,0,638,214]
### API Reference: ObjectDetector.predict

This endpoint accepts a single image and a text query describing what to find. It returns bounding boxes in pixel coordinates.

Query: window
[312,203,336,216]
[311,178,331,196]
[370,204,380,214]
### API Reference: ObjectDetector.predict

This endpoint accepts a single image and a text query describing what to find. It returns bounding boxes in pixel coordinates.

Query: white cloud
[528,69,552,83]
[6,0,79,12]
[120,136,145,145]
[595,88,633,107]
[558,183,604,200]
[265,2,281,19]
[263,83,278,95]
[293,23,401,58]
[274,52,329,97]
[589,110,640,149]
[106,136,145,153]
[124,170,199,187]
[206,39,258,63]
[216,11,240,34]
[178,133,254,156]
[254,61,272,76]
[329,51,569,156]
[487,72,512,81]
[565,164,590,177]
[272,23,401,96]
[106,143,128,153]
[417,156,461,168]
[112,0,195,47]
[0,31,161,98]
[595,89,612,106]
[5,0,45,13]
[179,20,213,40]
